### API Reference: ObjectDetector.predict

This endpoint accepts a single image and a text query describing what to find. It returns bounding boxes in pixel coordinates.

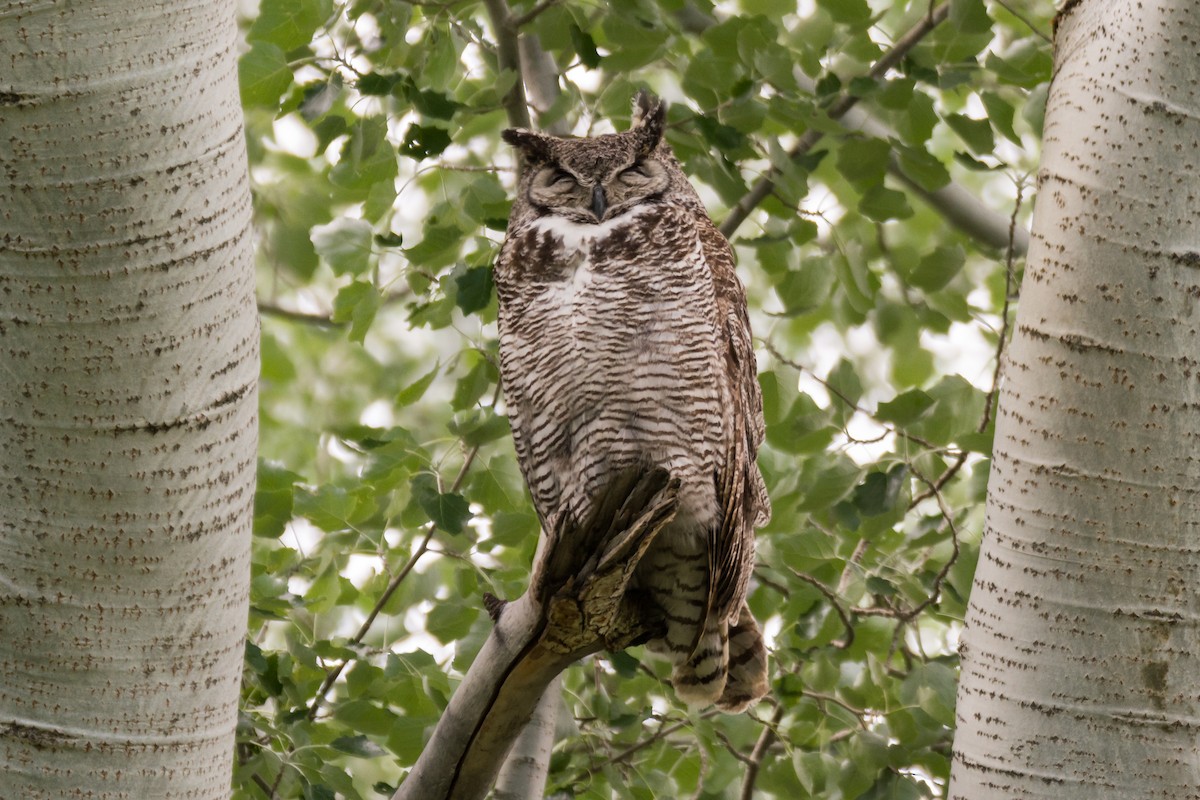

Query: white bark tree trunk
[950,3,1200,797]
[0,1,257,797]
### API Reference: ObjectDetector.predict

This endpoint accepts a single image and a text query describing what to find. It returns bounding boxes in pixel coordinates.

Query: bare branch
[719,2,951,238]
[738,706,784,800]
[493,675,562,800]
[789,569,855,649]
[393,467,682,800]
[258,302,344,329]
[519,34,571,135]
[482,0,532,130]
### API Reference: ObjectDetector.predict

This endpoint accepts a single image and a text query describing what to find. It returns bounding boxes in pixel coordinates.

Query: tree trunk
[950,3,1200,797]
[0,1,257,797]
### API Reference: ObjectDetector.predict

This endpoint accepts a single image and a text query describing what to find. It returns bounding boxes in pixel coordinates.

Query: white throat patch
[530,208,649,251]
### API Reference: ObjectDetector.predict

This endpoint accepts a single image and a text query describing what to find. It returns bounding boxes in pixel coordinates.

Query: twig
[763,340,945,454]
[803,690,868,724]
[738,705,785,800]
[894,467,961,624]
[993,0,1052,42]
[258,302,344,329]
[789,569,855,649]
[910,177,1026,506]
[511,0,559,28]
[719,2,951,238]
[977,177,1026,435]
[302,389,491,724]
[577,709,721,780]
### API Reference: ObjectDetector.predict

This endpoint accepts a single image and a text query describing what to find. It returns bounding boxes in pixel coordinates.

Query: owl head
[503,92,696,225]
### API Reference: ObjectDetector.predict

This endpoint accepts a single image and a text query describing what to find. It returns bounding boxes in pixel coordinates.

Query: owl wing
[493,228,558,532]
[697,215,771,627]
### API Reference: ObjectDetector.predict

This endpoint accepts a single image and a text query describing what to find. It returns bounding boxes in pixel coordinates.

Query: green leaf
[311,218,373,276]
[817,0,871,26]
[851,466,907,516]
[796,454,862,511]
[858,185,913,221]
[295,484,367,532]
[451,351,496,411]
[248,0,329,50]
[425,603,479,644]
[238,41,293,108]
[901,662,957,727]
[357,72,402,96]
[408,87,463,120]
[895,145,951,192]
[876,390,935,425]
[396,364,440,406]
[448,409,511,448]
[950,0,992,34]
[986,41,1053,89]
[334,699,399,737]
[388,716,432,765]
[304,562,341,613]
[489,511,539,547]
[908,244,966,292]
[254,461,301,538]
[399,123,452,159]
[837,137,890,191]
[767,394,836,455]
[982,91,1021,145]
[889,92,938,145]
[569,24,602,68]
[410,473,472,534]
[908,375,987,445]
[454,266,494,314]
[775,260,836,315]
[404,223,464,269]
[331,280,381,344]
[826,359,862,409]
[944,113,995,155]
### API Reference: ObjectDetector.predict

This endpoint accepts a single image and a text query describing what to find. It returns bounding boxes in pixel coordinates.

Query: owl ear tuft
[502,128,555,165]
[630,90,666,155]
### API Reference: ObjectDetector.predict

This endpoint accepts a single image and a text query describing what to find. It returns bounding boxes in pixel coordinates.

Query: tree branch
[492,674,561,799]
[510,0,559,29]
[393,467,681,800]
[809,78,1030,256]
[738,705,784,800]
[719,2,951,238]
[519,34,571,135]
[482,0,532,130]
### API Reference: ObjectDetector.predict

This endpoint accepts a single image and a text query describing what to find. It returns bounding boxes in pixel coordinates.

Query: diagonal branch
[393,467,681,800]
[719,2,951,238]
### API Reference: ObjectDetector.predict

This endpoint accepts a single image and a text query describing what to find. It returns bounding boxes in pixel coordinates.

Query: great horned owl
[495,92,770,712]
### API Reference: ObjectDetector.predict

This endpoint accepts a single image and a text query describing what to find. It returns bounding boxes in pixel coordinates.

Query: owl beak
[591,184,607,220]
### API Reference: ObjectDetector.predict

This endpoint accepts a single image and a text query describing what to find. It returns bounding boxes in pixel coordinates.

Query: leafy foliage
[236,0,1050,797]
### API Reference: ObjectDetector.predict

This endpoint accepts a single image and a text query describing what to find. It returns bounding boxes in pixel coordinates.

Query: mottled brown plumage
[496,92,770,711]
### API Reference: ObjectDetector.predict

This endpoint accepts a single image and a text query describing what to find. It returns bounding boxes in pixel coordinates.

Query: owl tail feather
[715,603,769,713]
[671,625,728,708]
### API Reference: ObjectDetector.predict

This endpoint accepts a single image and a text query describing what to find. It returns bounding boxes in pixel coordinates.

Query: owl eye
[621,163,650,179]
[549,169,576,187]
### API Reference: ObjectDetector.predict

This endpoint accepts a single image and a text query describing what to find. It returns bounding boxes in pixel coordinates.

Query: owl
[495,92,771,712]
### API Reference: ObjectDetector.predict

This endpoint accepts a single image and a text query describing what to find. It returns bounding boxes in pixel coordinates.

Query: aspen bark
[0,1,257,797]
[950,2,1200,797]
